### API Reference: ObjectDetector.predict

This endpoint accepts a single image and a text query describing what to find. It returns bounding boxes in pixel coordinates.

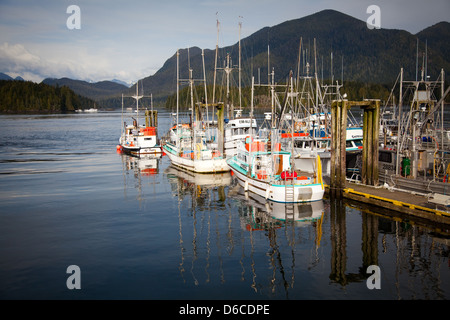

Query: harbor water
[0,112,449,300]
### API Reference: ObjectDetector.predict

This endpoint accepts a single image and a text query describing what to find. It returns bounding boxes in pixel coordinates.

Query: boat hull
[163,143,229,173]
[120,144,162,156]
[228,159,324,203]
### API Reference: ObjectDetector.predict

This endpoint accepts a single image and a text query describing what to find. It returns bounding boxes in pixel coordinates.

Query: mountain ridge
[34,9,449,106]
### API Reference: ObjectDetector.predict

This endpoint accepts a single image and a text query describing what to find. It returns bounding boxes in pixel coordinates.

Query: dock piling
[331,100,381,198]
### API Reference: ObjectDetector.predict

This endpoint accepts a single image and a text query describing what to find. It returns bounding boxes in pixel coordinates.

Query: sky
[0,0,448,85]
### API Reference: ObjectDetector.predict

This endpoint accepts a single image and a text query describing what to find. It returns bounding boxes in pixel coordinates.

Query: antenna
[416,38,419,81]
[425,39,428,80]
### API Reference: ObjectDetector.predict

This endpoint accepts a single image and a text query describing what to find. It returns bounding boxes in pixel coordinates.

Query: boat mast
[132,80,143,126]
[213,17,219,104]
[395,68,403,176]
[202,49,209,128]
[296,37,302,92]
[441,69,445,150]
[238,19,242,112]
[121,93,124,137]
[176,49,179,148]
[189,66,195,155]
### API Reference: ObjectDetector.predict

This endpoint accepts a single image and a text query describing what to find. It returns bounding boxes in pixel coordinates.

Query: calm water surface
[0,112,449,300]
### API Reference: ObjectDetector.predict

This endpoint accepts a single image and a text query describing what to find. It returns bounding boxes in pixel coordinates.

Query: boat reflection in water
[120,152,162,176]
[119,153,163,203]
[165,165,325,297]
[230,187,325,229]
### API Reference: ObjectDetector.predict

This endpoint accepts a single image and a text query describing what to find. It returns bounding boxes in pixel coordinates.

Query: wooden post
[331,100,381,195]
[145,110,158,127]
[330,101,337,198]
[367,107,373,185]
[339,101,348,191]
[362,110,368,184]
[372,100,380,186]
[330,100,348,198]
[216,102,225,155]
[361,100,380,186]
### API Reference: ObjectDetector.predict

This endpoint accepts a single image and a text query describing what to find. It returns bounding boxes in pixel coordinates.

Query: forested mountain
[42,77,129,100]
[0,80,96,113]
[139,9,450,107]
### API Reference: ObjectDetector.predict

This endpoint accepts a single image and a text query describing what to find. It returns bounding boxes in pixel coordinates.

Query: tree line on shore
[0,80,96,114]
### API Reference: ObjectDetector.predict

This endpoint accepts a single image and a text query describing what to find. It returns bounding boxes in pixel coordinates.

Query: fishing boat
[226,70,324,203]
[377,68,450,197]
[227,134,325,203]
[162,49,229,173]
[118,83,162,156]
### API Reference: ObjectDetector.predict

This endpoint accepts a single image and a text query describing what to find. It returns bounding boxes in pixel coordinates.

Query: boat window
[379,151,392,163]
[346,140,353,148]
[318,141,329,148]
[354,139,363,147]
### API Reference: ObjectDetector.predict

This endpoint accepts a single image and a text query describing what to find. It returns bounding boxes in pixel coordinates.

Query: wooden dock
[325,181,450,226]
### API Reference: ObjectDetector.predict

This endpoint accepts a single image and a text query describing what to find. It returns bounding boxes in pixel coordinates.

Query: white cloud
[0,41,155,83]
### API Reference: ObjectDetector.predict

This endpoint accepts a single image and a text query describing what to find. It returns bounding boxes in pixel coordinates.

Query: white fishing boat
[163,123,229,173]
[162,49,229,173]
[227,135,325,203]
[118,83,162,156]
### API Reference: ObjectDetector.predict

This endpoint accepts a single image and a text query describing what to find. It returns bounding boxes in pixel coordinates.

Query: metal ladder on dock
[285,182,295,220]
